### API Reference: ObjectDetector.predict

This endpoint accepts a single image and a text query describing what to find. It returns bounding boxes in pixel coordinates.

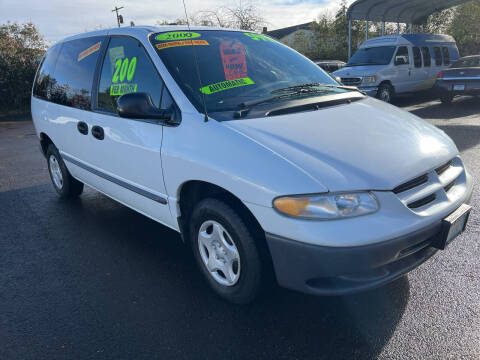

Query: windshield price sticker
[156,32,201,41]
[243,33,275,42]
[156,39,209,50]
[78,41,101,61]
[200,77,255,95]
[220,41,248,80]
[109,57,138,96]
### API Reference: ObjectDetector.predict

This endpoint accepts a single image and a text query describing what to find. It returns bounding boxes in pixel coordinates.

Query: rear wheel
[376,83,393,103]
[440,93,454,104]
[46,144,84,199]
[189,198,263,304]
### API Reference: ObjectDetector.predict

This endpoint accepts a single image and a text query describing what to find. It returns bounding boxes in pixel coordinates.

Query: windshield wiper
[270,83,356,94]
[233,88,336,118]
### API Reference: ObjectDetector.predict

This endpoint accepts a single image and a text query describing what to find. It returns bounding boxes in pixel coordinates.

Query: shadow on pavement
[1,184,409,359]
[407,96,480,120]
[436,124,480,152]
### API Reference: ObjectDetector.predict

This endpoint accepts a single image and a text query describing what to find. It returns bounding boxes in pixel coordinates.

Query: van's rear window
[150,30,343,116]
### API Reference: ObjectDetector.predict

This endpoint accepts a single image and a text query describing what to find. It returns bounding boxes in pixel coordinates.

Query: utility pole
[112,6,124,27]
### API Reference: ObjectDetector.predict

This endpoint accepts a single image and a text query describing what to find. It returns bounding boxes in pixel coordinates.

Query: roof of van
[57,25,247,44]
[361,34,456,48]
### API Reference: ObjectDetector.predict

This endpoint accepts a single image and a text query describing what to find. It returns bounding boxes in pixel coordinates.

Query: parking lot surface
[1,95,479,359]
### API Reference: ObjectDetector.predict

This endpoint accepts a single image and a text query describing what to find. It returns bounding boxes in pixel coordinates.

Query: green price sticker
[112,57,137,83]
[200,77,255,95]
[244,33,275,42]
[156,32,201,41]
[110,83,138,96]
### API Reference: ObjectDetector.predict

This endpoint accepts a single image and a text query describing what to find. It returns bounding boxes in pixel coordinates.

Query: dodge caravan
[32,26,473,304]
[333,34,460,102]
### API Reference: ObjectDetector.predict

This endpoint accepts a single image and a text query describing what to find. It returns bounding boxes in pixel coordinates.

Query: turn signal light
[437,71,443,79]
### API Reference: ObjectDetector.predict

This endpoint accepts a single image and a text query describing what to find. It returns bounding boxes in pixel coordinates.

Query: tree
[0,22,46,112]
[448,0,480,56]
[190,1,266,31]
[155,19,188,26]
[422,8,456,34]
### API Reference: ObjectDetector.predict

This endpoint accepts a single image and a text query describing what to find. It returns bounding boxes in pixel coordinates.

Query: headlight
[362,75,377,84]
[273,192,379,220]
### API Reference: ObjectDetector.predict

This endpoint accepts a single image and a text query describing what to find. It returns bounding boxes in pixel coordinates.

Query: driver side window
[97,36,169,113]
[394,46,410,66]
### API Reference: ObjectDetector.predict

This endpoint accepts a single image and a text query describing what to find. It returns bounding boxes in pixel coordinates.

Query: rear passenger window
[394,46,409,66]
[97,36,165,113]
[33,44,61,100]
[413,47,422,68]
[442,46,450,65]
[50,37,104,110]
[434,47,442,66]
[421,47,431,67]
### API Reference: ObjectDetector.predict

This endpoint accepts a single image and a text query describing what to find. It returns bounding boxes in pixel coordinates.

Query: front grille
[436,160,453,175]
[444,180,455,193]
[393,174,428,194]
[341,77,362,86]
[393,157,466,213]
[408,194,436,209]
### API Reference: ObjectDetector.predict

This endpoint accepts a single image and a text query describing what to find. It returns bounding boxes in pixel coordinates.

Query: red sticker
[220,41,247,80]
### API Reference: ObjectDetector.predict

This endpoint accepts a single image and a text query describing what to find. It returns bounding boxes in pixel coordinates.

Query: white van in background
[333,34,460,102]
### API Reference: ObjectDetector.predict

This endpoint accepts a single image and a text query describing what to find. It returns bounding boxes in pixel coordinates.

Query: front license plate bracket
[433,204,471,250]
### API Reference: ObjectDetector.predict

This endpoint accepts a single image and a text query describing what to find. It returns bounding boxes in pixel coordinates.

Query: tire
[376,83,393,103]
[189,198,263,304]
[440,93,454,104]
[46,144,84,199]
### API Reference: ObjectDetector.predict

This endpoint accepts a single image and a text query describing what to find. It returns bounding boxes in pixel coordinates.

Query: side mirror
[117,92,174,123]
[395,56,407,66]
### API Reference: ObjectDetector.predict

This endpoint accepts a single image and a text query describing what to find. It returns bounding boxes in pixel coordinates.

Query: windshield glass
[150,30,347,116]
[347,46,396,66]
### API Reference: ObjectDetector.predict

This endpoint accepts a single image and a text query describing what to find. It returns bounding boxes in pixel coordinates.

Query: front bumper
[261,175,473,296]
[358,86,378,97]
[266,220,442,296]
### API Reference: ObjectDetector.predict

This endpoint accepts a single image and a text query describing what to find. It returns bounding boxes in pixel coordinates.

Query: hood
[224,97,458,192]
[333,65,385,77]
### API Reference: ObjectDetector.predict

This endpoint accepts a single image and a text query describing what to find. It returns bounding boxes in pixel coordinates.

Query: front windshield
[347,46,396,66]
[150,30,346,116]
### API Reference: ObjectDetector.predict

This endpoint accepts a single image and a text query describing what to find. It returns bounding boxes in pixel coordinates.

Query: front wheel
[46,144,84,199]
[376,83,393,103]
[190,198,263,304]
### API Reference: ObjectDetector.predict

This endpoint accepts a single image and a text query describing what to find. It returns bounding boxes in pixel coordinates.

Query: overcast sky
[0,0,353,43]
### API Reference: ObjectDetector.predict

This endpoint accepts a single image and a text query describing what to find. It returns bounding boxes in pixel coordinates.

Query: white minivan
[32,26,473,304]
[333,34,460,102]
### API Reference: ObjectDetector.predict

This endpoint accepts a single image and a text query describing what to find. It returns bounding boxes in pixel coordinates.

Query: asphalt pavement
[1,95,479,359]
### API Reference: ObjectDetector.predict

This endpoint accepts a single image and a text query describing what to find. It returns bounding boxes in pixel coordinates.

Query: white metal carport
[346,0,469,58]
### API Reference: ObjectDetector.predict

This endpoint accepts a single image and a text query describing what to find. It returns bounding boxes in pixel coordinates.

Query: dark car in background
[434,55,480,103]
[314,60,346,73]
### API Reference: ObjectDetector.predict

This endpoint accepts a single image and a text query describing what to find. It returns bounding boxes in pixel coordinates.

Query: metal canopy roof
[347,0,468,24]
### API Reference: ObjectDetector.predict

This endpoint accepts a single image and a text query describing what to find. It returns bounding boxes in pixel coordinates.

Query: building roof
[347,0,470,24]
[266,22,315,40]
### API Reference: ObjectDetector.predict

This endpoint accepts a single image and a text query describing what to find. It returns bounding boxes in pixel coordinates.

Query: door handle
[77,121,88,135]
[91,125,104,140]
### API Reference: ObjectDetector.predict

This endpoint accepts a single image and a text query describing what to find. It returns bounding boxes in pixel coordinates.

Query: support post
[382,21,385,36]
[410,23,414,34]
[397,22,400,34]
[366,20,369,40]
[348,18,352,59]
